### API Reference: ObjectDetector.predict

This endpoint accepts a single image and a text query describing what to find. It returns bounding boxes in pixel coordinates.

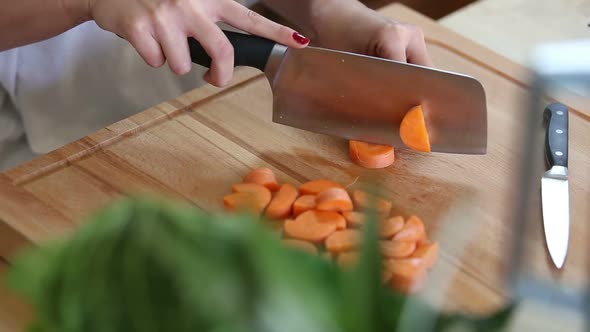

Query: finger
[125,25,165,68]
[155,24,192,75]
[218,1,310,48]
[188,19,234,87]
[377,42,407,63]
[406,31,434,67]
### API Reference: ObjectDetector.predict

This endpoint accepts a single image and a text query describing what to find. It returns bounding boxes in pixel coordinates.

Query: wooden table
[1,3,589,327]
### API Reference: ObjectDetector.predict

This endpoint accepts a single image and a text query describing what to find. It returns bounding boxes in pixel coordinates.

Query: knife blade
[188,30,487,155]
[541,102,570,269]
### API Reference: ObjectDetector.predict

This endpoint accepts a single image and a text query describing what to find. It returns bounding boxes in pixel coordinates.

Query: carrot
[391,270,427,294]
[265,183,299,220]
[400,105,431,153]
[383,257,425,278]
[325,229,361,253]
[349,140,395,169]
[342,211,365,228]
[284,217,336,243]
[392,215,426,242]
[292,195,316,217]
[283,239,318,255]
[316,188,353,213]
[243,167,280,191]
[352,190,392,216]
[410,242,439,269]
[380,216,405,239]
[337,251,359,267]
[380,240,417,258]
[300,179,344,195]
[296,210,346,230]
[224,183,272,213]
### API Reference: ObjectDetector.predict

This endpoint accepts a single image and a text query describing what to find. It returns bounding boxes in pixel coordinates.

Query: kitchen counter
[1,3,589,329]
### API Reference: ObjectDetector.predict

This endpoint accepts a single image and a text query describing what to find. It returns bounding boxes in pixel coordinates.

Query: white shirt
[0,0,257,171]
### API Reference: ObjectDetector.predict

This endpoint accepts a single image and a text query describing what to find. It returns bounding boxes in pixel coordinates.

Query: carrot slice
[393,215,426,242]
[325,229,361,253]
[400,105,431,153]
[316,188,353,213]
[410,242,439,269]
[380,216,405,239]
[296,210,346,230]
[283,239,318,255]
[284,217,336,243]
[352,190,392,216]
[349,140,395,169]
[224,183,272,213]
[243,167,280,192]
[292,195,316,217]
[265,183,299,220]
[380,240,417,258]
[337,251,359,267]
[300,180,344,195]
[383,257,425,278]
[342,211,365,228]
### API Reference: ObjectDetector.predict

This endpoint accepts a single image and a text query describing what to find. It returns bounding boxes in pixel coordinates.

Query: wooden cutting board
[1,3,588,315]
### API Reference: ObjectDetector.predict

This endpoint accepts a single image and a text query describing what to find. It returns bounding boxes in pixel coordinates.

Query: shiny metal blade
[541,166,570,269]
[266,46,487,154]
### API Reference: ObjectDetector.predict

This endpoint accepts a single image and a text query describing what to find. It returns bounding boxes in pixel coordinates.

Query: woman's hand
[86,0,310,86]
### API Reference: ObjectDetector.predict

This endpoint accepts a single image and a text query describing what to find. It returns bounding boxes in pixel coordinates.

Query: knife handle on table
[188,30,276,72]
[543,103,569,168]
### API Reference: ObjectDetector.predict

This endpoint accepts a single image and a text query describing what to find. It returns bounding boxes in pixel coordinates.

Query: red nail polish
[292,32,310,45]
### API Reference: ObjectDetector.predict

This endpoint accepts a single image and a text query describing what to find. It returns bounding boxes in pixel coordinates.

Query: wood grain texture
[0,4,588,316]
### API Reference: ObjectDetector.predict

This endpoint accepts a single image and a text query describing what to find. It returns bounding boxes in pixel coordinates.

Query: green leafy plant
[6,196,516,332]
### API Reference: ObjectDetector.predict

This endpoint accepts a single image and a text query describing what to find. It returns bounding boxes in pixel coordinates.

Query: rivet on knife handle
[543,103,569,168]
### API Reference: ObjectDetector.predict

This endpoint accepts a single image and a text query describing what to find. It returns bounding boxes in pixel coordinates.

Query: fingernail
[292,32,310,45]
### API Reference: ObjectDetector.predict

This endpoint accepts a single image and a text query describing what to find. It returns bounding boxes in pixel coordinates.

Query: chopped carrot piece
[265,183,299,220]
[400,105,431,153]
[325,229,361,253]
[224,183,272,213]
[296,210,346,230]
[352,190,392,216]
[284,217,336,243]
[380,216,405,239]
[383,257,425,278]
[300,179,344,195]
[410,242,439,269]
[342,211,365,228]
[283,239,318,255]
[243,167,280,191]
[316,188,353,213]
[337,252,359,267]
[292,195,316,217]
[393,215,426,242]
[349,140,395,169]
[380,240,416,258]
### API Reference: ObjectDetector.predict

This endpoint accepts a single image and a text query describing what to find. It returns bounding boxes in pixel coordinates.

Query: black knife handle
[543,103,569,168]
[188,30,275,71]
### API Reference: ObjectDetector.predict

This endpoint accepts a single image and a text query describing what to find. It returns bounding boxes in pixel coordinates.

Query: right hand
[86,0,310,86]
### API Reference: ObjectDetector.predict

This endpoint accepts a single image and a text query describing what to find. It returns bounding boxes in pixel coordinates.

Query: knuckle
[211,39,234,60]
[124,18,148,39]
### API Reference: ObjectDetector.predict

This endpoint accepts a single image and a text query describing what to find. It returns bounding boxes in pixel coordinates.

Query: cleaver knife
[541,102,570,269]
[188,30,487,154]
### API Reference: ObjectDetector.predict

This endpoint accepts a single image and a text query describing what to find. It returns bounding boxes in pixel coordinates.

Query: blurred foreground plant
[7,196,515,332]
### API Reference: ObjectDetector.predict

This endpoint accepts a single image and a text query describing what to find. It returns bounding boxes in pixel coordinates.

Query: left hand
[310,2,434,67]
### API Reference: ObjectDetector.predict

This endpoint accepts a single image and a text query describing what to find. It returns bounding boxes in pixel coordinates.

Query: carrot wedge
[265,183,299,220]
[284,212,337,243]
[410,242,439,269]
[393,215,426,242]
[342,211,365,228]
[380,216,405,239]
[337,251,360,267]
[316,188,353,213]
[292,195,316,217]
[243,167,280,192]
[400,105,431,153]
[325,229,361,253]
[352,190,392,216]
[300,180,344,195]
[380,240,417,258]
[224,183,272,213]
[349,140,395,169]
[296,210,346,230]
[283,239,318,255]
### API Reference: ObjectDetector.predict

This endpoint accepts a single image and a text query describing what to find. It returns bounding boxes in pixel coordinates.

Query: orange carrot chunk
[352,190,392,216]
[224,183,272,213]
[400,105,431,153]
[299,179,344,195]
[265,183,299,220]
[380,216,405,239]
[243,167,280,191]
[296,210,346,230]
[342,211,365,228]
[380,240,417,258]
[337,251,360,267]
[282,239,318,255]
[410,241,439,269]
[292,195,317,217]
[384,257,425,278]
[325,229,361,253]
[393,215,426,242]
[349,140,395,169]
[316,188,353,213]
[284,217,337,243]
